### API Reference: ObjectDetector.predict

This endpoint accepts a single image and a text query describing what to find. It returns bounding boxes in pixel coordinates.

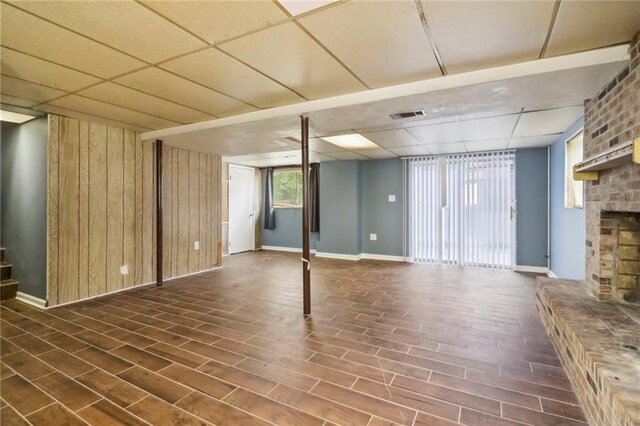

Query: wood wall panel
[88,123,107,298]
[47,115,222,307]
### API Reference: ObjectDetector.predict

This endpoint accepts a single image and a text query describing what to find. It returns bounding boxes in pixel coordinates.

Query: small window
[565,131,584,209]
[274,168,303,208]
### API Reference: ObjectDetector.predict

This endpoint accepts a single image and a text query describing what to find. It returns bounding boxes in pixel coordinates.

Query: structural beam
[301,116,311,316]
[156,139,163,287]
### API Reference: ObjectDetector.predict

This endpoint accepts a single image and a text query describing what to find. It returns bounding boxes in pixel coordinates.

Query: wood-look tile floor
[0,251,587,426]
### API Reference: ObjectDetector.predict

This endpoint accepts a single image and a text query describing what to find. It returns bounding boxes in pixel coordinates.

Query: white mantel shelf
[573,137,640,181]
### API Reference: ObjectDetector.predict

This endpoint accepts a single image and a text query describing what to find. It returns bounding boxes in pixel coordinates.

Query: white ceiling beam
[142,44,628,141]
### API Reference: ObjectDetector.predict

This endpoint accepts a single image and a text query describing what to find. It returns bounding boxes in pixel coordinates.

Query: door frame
[229,164,256,254]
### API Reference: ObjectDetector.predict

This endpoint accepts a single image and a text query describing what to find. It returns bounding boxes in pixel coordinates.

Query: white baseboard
[16,292,47,309]
[514,265,549,274]
[361,253,408,262]
[261,246,317,254]
[315,251,362,261]
[547,270,558,278]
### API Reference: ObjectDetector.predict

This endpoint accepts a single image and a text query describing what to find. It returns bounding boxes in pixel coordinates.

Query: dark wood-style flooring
[0,251,586,425]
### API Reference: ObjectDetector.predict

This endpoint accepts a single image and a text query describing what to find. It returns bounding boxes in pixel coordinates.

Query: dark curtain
[309,163,320,232]
[264,167,276,230]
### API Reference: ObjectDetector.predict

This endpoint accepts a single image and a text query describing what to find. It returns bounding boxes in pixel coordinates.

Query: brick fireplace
[584,31,640,305]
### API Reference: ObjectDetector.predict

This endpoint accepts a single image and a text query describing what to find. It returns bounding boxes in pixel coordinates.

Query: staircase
[0,247,19,301]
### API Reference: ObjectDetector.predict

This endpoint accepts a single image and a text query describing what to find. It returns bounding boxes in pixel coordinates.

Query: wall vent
[390,110,427,120]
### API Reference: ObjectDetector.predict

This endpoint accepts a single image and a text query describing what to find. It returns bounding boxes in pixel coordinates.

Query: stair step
[0,263,12,281]
[0,279,18,301]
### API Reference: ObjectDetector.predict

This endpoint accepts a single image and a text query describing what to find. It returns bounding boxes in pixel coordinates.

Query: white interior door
[229,165,255,254]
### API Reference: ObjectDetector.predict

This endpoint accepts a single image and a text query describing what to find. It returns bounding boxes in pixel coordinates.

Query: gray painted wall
[1,117,48,299]
[361,159,404,256]
[549,117,585,280]
[515,148,549,268]
[317,161,362,255]
[261,154,549,266]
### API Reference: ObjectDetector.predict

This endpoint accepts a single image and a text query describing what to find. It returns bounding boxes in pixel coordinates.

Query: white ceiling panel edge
[141,44,628,141]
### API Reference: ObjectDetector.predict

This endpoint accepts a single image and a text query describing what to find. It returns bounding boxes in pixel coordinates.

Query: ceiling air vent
[389,109,427,120]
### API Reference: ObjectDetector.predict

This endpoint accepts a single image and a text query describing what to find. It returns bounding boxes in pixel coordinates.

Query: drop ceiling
[1,0,638,164]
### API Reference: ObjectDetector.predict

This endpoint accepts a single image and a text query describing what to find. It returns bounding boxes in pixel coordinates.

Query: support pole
[156,139,163,287]
[301,116,311,316]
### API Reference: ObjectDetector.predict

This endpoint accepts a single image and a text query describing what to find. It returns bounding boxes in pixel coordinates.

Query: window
[273,168,303,208]
[565,131,584,209]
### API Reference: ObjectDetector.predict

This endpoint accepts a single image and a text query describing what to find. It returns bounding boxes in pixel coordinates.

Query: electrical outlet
[120,265,129,275]
[388,194,396,203]
[370,233,377,241]
[194,241,200,250]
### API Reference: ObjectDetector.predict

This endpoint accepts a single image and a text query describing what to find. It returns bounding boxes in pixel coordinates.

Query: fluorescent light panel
[277,0,337,16]
[322,133,381,151]
[0,110,37,124]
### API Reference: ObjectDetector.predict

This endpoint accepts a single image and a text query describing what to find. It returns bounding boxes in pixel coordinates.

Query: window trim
[564,129,584,210]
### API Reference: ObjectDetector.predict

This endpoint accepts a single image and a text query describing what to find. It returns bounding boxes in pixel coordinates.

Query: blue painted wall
[549,117,586,280]
[361,159,404,256]
[261,208,318,250]
[515,148,549,268]
[1,117,48,299]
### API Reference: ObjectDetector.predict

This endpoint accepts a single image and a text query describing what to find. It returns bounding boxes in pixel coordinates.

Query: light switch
[194,241,200,250]
[370,233,377,241]
[120,265,129,275]
[388,194,396,203]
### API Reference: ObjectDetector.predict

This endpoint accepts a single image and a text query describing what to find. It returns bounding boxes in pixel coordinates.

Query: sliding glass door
[406,151,516,269]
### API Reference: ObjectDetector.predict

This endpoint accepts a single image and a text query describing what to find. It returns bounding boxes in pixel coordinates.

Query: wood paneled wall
[161,146,221,279]
[47,115,221,307]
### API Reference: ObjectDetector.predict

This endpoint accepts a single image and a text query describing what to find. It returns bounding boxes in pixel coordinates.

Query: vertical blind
[406,151,516,269]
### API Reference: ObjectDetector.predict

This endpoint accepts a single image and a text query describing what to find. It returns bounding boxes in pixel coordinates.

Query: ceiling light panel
[278,0,337,16]
[322,134,381,151]
[405,121,463,145]
[161,48,303,109]
[218,22,366,99]
[298,1,441,87]
[419,0,555,73]
[0,4,144,78]
[459,114,520,141]
[309,137,346,153]
[0,110,37,124]
[545,1,640,58]
[142,0,287,44]
[0,47,100,93]
[9,0,205,63]
[361,129,420,148]
[114,68,254,117]
[513,106,583,138]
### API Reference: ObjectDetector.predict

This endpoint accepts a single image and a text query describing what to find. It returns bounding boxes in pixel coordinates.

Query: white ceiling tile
[513,106,583,138]
[114,68,254,117]
[0,75,66,103]
[360,129,420,148]
[46,95,180,130]
[427,142,467,155]
[545,1,640,57]
[219,22,366,99]
[388,146,430,157]
[142,0,287,44]
[0,4,144,78]
[10,0,205,63]
[1,94,39,108]
[420,1,555,73]
[309,137,346,153]
[278,0,337,16]
[329,151,370,161]
[361,149,398,160]
[298,1,441,88]
[79,82,214,124]
[161,48,303,109]
[464,139,510,153]
[315,153,338,162]
[405,121,463,145]
[509,134,561,149]
[460,114,520,141]
[0,47,100,92]
[36,103,148,132]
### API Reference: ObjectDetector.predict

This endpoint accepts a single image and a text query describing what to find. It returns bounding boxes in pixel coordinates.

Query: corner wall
[1,117,48,299]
